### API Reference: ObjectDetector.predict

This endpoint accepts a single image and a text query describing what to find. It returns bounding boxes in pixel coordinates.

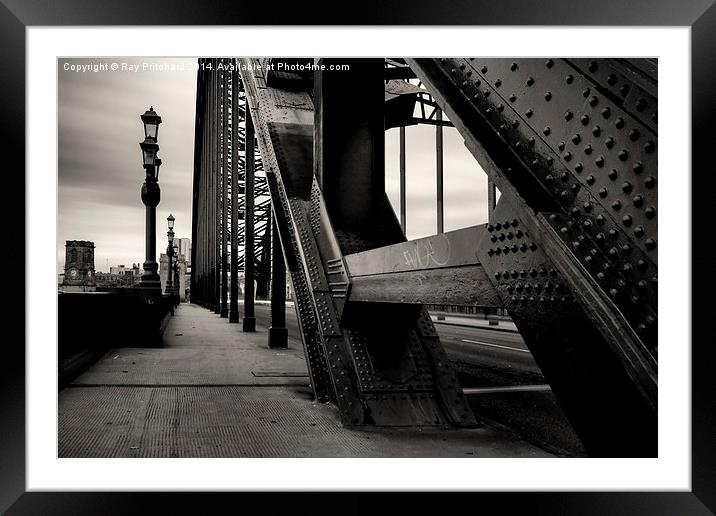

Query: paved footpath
[59,303,552,458]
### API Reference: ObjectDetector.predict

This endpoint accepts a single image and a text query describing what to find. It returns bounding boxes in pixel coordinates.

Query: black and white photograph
[56,56,658,459]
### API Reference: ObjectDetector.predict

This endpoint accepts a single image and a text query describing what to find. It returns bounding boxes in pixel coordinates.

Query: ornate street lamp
[165,214,175,295]
[139,107,162,289]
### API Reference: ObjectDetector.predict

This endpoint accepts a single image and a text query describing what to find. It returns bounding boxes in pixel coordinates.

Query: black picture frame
[3,1,714,513]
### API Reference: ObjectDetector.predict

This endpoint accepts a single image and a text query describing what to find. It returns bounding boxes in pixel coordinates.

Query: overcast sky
[58,57,488,273]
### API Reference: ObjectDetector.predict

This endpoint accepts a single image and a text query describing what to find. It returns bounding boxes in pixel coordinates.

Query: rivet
[564,110,573,121]
[645,176,656,188]
[620,84,630,96]
[481,66,488,73]
[495,79,502,87]
[598,187,607,197]
[612,200,621,210]
[525,108,533,117]
[510,62,518,71]
[564,151,572,161]
[621,181,632,193]
[526,76,534,86]
[565,74,574,84]
[509,94,517,102]
[571,134,581,145]
[483,89,490,97]
[595,156,605,167]
[584,144,593,155]
[558,141,566,151]
[575,162,584,173]
[497,103,505,112]
[645,238,656,250]
[592,125,601,137]
[618,149,629,161]
[528,136,536,146]
[601,107,611,118]
[644,141,655,153]
[605,137,615,149]
[546,59,554,68]
[608,169,618,180]
[543,126,551,136]
[544,91,552,101]
[583,201,593,212]
[636,98,647,112]
[588,60,598,72]
[615,117,625,129]
[629,129,640,141]
[586,175,596,185]
[633,162,644,174]
[589,96,599,107]
[622,214,633,227]
[607,74,617,85]
[634,225,645,237]
[645,206,656,219]
[581,114,590,125]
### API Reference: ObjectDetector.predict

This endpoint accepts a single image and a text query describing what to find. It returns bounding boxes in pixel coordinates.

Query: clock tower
[63,240,96,286]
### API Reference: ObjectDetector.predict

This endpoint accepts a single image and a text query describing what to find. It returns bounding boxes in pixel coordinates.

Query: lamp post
[139,106,162,289]
[165,213,175,295]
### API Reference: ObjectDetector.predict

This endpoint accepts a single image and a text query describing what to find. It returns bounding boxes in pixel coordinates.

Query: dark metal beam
[399,126,406,233]
[229,68,240,324]
[220,63,229,318]
[243,100,256,332]
[436,108,444,234]
[268,217,287,348]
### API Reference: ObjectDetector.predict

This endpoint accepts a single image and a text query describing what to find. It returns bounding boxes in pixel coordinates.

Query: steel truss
[193,57,658,456]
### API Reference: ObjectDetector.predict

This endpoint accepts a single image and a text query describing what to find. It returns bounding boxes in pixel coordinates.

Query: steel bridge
[190,57,657,457]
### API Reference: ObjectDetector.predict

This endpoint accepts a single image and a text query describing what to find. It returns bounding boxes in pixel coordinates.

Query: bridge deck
[58,303,552,458]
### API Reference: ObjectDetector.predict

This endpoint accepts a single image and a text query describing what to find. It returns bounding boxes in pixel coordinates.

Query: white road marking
[460,338,530,353]
[462,384,551,395]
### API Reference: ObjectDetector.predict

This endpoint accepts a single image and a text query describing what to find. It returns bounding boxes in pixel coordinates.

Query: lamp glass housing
[141,106,162,141]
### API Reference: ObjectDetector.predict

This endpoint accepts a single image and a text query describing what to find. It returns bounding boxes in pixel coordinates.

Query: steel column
[220,64,229,318]
[229,69,240,323]
[399,126,406,233]
[243,103,256,331]
[213,64,221,314]
[268,216,287,348]
[436,108,444,234]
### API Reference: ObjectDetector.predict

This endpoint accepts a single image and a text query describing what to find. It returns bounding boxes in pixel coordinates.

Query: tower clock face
[70,269,79,279]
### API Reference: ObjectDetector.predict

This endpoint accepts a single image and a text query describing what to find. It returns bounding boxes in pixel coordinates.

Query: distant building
[62,240,96,287]
[175,238,192,267]
[96,263,141,287]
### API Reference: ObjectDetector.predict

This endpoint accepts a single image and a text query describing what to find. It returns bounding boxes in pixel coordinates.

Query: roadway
[251,303,587,457]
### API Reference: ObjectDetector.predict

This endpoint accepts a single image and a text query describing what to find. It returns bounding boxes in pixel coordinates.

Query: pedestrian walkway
[58,303,551,458]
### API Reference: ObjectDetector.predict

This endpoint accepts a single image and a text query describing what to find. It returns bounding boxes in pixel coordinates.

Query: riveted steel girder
[407,58,657,456]
[240,57,476,427]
